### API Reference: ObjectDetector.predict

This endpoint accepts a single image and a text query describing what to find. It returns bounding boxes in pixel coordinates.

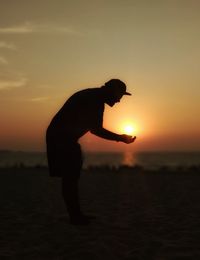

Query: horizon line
[0,149,200,154]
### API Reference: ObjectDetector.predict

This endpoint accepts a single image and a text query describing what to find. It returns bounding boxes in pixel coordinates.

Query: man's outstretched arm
[90,127,136,144]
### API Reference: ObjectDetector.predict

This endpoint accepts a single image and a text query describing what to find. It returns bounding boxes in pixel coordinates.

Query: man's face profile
[106,90,124,107]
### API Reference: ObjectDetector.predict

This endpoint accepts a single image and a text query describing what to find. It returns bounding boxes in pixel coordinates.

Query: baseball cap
[105,79,131,96]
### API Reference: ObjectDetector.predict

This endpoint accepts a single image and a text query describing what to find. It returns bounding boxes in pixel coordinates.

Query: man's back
[47,88,104,141]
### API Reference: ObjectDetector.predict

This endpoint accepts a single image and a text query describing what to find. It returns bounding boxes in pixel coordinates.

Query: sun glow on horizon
[122,122,137,136]
[124,125,134,135]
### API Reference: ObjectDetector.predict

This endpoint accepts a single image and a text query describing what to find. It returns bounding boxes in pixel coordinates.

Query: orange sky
[0,1,200,152]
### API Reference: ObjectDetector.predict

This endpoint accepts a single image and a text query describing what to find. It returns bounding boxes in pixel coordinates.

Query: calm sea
[0,150,200,169]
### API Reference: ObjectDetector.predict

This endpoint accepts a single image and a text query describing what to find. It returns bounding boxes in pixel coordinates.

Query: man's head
[101,79,131,107]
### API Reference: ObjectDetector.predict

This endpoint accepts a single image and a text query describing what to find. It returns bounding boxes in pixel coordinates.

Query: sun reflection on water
[122,150,136,166]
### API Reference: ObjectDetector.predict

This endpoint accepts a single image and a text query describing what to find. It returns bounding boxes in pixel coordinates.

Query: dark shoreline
[1,150,200,171]
[1,164,200,175]
[1,166,200,258]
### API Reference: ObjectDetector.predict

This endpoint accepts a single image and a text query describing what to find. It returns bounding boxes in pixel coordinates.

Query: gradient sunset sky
[0,0,200,152]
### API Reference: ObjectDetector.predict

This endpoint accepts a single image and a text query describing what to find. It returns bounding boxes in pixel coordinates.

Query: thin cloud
[0,56,8,65]
[0,77,27,90]
[0,22,34,33]
[0,41,17,50]
[30,96,50,102]
[50,25,83,36]
[0,22,83,36]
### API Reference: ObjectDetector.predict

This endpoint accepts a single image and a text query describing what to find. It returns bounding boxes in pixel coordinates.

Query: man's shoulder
[71,87,102,103]
[76,87,101,97]
[57,87,103,116]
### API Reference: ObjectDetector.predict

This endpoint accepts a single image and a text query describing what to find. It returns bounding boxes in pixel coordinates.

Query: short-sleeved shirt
[46,87,105,176]
[47,88,105,143]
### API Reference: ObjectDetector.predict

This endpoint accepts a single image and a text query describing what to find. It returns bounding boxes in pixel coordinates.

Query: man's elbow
[90,127,103,135]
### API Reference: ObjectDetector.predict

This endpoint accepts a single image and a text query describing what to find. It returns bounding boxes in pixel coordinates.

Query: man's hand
[120,135,136,144]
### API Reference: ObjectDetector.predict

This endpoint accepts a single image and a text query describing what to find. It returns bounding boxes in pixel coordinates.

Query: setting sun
[122,123,136,135]
[124,125,134,135]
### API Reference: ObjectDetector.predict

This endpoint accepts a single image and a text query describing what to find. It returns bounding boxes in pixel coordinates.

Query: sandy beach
[1,166,200,259]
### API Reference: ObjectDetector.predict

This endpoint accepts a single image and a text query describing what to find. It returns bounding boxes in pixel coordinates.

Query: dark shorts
[46,140,83,178]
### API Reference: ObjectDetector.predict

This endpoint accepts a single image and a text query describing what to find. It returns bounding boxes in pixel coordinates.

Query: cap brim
[124,92,131,96]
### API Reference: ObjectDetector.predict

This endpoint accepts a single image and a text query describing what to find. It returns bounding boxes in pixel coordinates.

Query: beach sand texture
[0,167,200,259]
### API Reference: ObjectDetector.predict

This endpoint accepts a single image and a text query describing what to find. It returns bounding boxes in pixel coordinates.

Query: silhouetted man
[46,79,136,225]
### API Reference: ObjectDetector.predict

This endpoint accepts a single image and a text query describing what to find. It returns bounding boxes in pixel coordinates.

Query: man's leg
[61,173,90,225]
[61,174,81,218]
[61,143,91,225]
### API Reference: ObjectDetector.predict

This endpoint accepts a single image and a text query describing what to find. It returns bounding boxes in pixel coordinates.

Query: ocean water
[0,150,200,169]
